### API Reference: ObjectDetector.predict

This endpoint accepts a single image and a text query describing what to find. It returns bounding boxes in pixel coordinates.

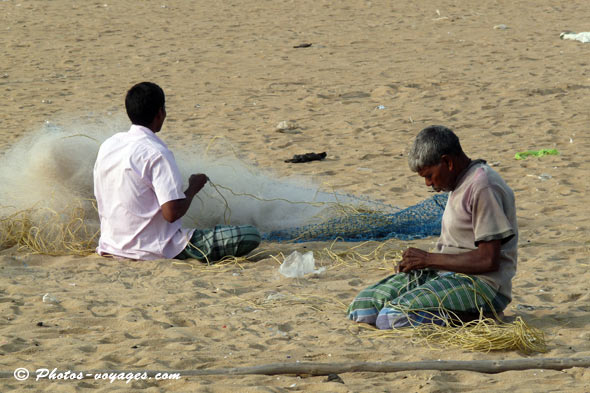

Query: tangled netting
[263,193,448,242]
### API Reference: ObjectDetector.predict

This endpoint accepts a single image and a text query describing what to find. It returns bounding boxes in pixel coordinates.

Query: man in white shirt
[347,125,517,328]
[93,82,260,261]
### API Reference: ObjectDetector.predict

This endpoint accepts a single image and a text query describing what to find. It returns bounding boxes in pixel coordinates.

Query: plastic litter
[276,121,299,132]
[560,31,590,43]
[265,292,287,302]
[514,149,559,160]
[538,173,552,181]
[528,173,552,181]
[42,293,60,304]
[279,251,325,278]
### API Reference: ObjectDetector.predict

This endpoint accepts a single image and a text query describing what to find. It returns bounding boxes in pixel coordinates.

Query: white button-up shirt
[93,125,193,260]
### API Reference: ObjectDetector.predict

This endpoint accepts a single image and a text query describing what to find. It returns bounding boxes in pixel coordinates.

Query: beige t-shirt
[436,160,518,299]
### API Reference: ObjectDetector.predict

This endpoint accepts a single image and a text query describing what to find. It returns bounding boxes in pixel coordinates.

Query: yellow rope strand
[356,272,546,353]
[0,200,99,256]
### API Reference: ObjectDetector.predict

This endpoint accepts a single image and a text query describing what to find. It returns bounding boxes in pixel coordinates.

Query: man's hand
[396,240,502,275]
[397,247,431,273]
[161,173,208,223]
[187,174,208,197]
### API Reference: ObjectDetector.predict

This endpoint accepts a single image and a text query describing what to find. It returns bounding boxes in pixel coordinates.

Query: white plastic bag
[560,31,590,43]
[279,251,325,278]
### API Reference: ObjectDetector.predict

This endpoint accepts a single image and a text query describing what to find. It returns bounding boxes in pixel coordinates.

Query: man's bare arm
[397,239,502,275]
[161,174,208,223]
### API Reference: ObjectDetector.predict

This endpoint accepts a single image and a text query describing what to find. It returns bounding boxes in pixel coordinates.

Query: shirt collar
[128,124,169,148]
[453,159,486,190]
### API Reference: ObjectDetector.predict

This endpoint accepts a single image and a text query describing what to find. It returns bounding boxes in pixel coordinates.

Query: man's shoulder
[469,163,510,190]
[100,131,125,146]
[466,165,516,211]
[97,132,126,158]
[111,131,169,155]
[452,163,514,209]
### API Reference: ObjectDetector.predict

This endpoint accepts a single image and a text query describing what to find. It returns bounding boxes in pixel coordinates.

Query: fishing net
[263,193,448,242]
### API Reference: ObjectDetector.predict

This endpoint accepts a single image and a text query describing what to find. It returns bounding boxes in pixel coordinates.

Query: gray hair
[408,125,463,172]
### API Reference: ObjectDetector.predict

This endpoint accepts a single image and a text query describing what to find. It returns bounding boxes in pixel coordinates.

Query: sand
[1,0,590,391]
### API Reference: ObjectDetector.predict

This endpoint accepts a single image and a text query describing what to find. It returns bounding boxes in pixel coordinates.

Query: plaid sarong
[175,225,261,263]
[347,270,510,329]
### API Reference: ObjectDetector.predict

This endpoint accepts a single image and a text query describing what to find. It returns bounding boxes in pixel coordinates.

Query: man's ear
[441,155,453,171]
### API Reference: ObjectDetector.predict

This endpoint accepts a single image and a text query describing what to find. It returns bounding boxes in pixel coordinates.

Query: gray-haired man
[347,125,518,329]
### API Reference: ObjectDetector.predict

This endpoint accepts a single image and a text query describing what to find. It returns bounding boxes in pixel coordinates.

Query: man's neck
[133,123,157,133]
[455,154,472,173]
[450,154,472,190]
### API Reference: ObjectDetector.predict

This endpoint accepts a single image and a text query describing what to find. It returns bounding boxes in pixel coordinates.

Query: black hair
[125,82,165,127]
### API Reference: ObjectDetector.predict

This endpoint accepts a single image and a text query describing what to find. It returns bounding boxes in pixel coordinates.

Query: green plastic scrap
[514,149,559,160]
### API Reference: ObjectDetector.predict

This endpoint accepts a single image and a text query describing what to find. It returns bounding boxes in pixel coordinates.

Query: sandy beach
[1,0,590,391]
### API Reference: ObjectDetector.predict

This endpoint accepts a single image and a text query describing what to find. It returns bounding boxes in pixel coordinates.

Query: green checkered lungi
[175,225,261,263]
[347,270,510,327]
